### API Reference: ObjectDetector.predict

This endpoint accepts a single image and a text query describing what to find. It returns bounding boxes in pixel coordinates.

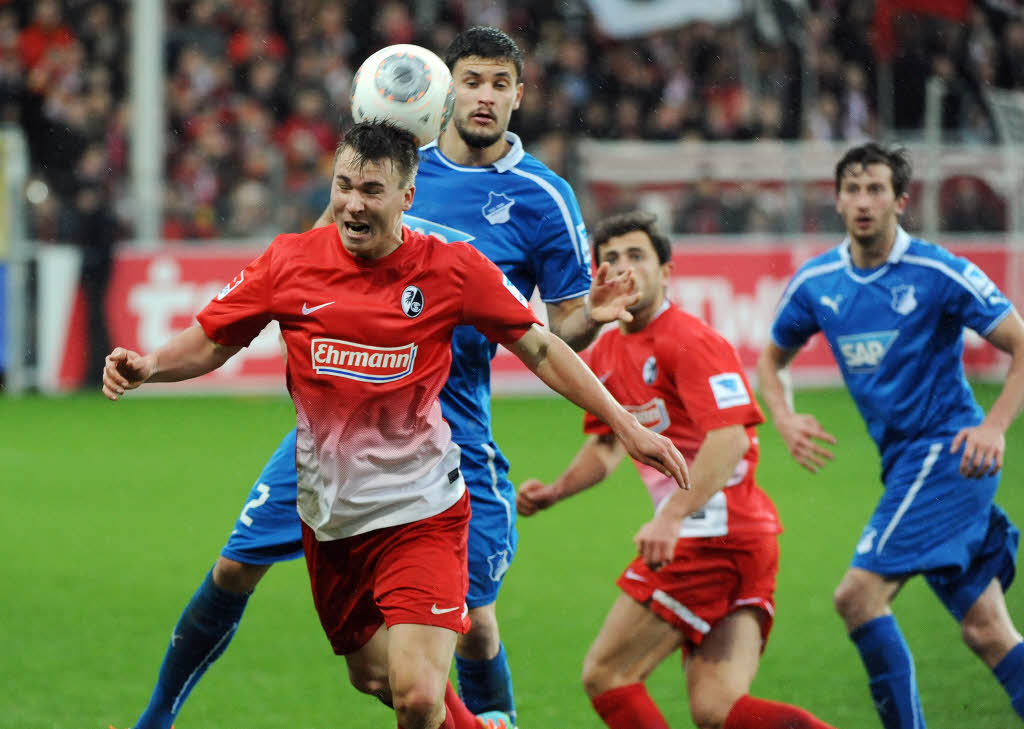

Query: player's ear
[895,191,909,215]
[513,82,524,110]
[403,183,415,211]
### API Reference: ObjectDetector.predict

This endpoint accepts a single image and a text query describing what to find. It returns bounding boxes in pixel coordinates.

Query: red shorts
[301,491,471,655]
[616,532,779,651]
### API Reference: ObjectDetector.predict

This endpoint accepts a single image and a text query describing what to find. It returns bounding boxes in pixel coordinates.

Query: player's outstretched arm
[517,433,625,516]
[102,324,241,401]
[545,263,638,352]
[757,340,836,473]
[952,310,1024,477]
[508,324,690,489]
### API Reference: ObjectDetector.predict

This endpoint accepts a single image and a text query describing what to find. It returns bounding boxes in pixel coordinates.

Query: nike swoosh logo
[431,604,461,615]
[624,569,647,582]
[302,301,335,315]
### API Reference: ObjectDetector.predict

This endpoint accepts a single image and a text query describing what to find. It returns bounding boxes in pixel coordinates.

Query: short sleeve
[197,240,276,347]
[663,331,764,432]
[532,181,592,303]
[771,273,820,350]
[941,253,1014,337]
[457,243,542,344]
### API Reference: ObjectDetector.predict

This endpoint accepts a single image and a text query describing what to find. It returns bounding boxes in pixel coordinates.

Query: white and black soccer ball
[350,44,455,147]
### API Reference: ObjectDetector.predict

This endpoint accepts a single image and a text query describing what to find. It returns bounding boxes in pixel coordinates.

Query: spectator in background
[75,143,117,386]
[943,177,1006,232]
[17,0,74,71]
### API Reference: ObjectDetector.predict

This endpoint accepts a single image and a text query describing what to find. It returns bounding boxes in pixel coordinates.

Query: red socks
[591,683,671,729]
[724,694,837,729]
[444,680,482,729]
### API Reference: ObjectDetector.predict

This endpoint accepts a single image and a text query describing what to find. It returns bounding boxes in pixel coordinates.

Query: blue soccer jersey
[771,227,1013,470]
[406,132,592,444]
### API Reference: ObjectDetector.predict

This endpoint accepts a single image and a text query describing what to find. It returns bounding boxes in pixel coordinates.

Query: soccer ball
[350,44,455,147]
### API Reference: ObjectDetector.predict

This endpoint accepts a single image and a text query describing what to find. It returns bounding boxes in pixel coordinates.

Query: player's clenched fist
[102,347,155,401]
[516,478,560,516]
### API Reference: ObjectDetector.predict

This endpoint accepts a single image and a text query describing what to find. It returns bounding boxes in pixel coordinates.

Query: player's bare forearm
[657,425,748,522]
[980,311,1024,434]
[546,296,596,351]
[553,434,624,500]
[517,434,624,516]
[146,325,240,382]
[545,265,638,352]
[103,325,240,402]
[756,341,797,422]
[952,310,1024,476]
[509,325,690,488]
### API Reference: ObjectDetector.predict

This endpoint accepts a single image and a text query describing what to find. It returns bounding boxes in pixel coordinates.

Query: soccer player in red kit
[517,211,838,729]
[102,123,689,729]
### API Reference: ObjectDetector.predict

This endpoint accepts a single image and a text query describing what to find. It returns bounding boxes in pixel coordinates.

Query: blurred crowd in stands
[3,0,1024,245]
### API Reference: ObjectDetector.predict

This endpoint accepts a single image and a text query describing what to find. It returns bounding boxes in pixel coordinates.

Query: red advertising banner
[42,240,1016,393]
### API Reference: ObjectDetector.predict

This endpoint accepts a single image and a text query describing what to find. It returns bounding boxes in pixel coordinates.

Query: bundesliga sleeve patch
[502,273,531,309]
[217,270,244,300]
[709,372,751,409]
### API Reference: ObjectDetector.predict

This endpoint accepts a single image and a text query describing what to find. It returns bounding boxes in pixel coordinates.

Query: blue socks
[850,615,926,729]
[456,642,517,726]
[994,641,1024,718]
[134,569,251,729]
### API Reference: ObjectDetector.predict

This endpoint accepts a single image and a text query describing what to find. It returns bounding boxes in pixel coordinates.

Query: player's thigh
[387,622,458,701]
[346,623,391,696]
[583,593,684,692]
[685,608,764,714]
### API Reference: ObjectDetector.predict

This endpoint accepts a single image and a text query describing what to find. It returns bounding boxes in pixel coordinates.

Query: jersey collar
[422,132,525,173]
[839,225,912,267]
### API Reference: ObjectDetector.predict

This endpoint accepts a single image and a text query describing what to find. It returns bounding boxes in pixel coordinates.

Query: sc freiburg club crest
[402,285,424,318]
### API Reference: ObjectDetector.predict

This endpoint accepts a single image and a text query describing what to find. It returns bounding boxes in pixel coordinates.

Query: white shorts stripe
[652,589,711,635]
[876,442,943,555]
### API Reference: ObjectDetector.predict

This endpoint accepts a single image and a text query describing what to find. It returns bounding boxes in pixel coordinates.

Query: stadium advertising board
[37,239,1016,393]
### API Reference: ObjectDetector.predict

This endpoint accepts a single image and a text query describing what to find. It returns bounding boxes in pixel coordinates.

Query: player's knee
[833,580,872,625]
[457,607,500,659]
[392,683,444,727]
[581,649,620,697]
[212,557,270,594]
[960,611,1011,662]
[347,665,392,705]
[688,695,730,729]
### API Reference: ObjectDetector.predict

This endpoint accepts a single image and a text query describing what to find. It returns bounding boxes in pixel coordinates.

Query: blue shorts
[220,431,519,608]
[851,439,1019,621]
[220,429,303,564]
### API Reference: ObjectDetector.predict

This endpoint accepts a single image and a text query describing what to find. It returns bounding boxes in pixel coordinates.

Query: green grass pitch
[3,386,1022,728]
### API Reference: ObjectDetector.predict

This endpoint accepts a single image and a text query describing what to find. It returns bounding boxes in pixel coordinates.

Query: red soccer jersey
[198,226,540,540]
[584,302,780,538]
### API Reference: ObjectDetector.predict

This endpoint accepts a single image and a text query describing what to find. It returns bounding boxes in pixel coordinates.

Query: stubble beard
[454,116,504,149]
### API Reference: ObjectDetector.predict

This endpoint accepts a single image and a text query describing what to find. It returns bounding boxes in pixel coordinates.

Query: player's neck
[849,224,897,269]
[439,130,510,167]
[620,295,665,335]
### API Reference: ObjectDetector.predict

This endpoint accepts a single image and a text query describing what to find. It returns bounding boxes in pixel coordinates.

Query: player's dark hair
[835,142,912,197]
[445,26,524,82]
[591,211,672,265]
[336,120,419,186]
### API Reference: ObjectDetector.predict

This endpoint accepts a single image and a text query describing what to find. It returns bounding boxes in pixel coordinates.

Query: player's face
[331,148,414,259]
[836,162,909,248]
[597,230,671,315]
[449,57,523,149]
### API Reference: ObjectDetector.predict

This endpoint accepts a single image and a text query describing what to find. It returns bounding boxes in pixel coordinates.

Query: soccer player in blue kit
[758,142,1024,727]
[123,27,631,729]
